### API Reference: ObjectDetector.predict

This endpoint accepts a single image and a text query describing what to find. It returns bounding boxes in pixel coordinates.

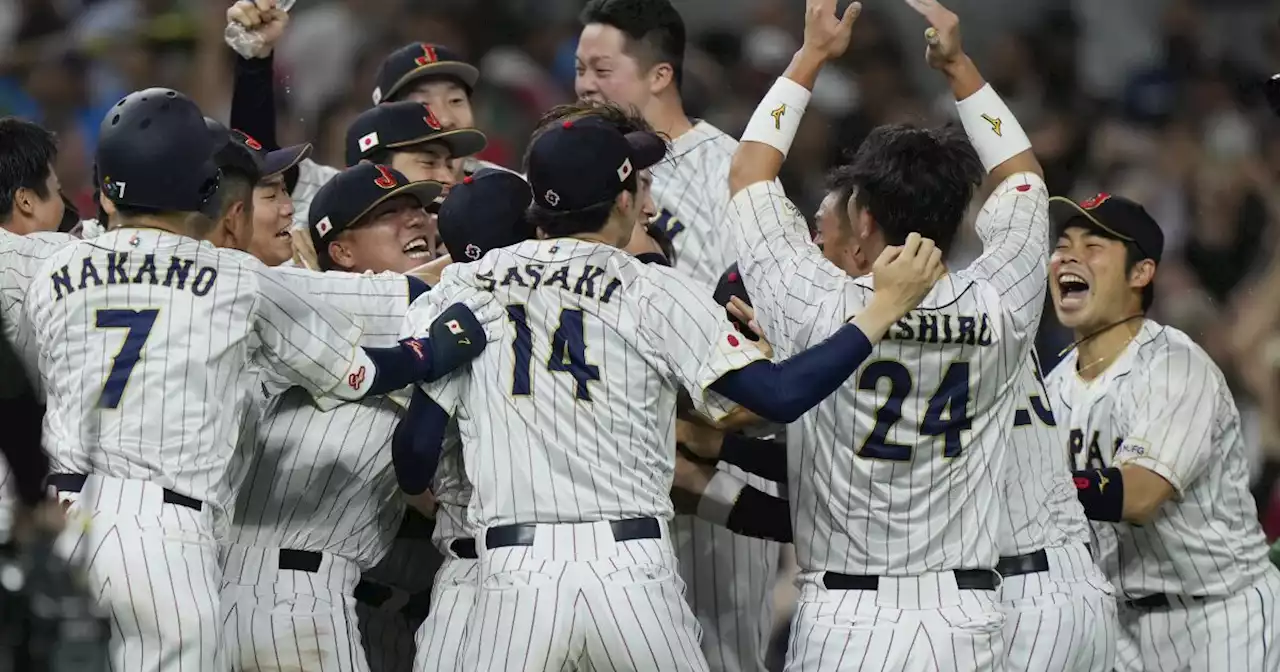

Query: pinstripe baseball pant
[784,571,1005,672]
[460,519,709,671]
[997,542,1116,671]
[1114,568,1280,671]
[413,551,479,671]
[54,476,224,672]
[219,543,369,671]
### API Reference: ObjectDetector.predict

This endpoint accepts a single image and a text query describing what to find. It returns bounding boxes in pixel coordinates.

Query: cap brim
[1048,196,1133,242]
[387,62,480,101]
[387,128,488,160]
[625,131,667,171]
[263,143,312,177]
[350,180,446,228]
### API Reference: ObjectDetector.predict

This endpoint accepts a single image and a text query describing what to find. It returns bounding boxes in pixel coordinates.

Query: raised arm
[907,0,1048,338]
[725,0,863,345]
[226,0,289,148]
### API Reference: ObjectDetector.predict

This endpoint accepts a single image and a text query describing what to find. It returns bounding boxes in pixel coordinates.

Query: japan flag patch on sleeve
[446,319,464,335]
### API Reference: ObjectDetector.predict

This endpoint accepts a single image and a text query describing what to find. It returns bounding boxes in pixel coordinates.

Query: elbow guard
[1073,467,1124,522]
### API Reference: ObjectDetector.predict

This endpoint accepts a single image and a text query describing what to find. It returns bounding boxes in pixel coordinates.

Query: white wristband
[696,471,747,526]
[740,77,812,159]
[955,84,1031,173]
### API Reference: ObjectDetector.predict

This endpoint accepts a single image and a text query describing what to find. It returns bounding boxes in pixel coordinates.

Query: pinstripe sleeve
[726,181,858,349]
[640,267,767,422]
[1115,348,1219,496]
[250,264,367,398]
[269,266,412,342]
[957,172,1050,339]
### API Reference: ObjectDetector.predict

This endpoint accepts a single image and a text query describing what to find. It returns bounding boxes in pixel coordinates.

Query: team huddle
[1,0,1279,671]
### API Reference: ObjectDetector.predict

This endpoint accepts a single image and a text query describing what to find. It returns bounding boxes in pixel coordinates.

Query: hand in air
[903,0,964,71]
[802,0,862,62]
[227,0,289,57]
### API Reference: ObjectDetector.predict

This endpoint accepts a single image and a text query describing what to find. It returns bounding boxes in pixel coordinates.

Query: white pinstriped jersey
[1045,320,1271,597]
[650,121,738,288]
[727,173,1049,575]
[24,228,368,506]
[1002,349,1092,557]
[227,268,417,568]
[430,426,472,548]
[405,239,766,529]
[291,158,341,231]
[0,229,77,537]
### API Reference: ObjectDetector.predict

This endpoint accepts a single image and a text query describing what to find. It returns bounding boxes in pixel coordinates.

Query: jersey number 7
[95,308,159,408]
[507,305,601,401]
[857,361,973,461]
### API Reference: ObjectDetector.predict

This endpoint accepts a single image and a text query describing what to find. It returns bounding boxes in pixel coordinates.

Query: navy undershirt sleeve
[392,388,449,495]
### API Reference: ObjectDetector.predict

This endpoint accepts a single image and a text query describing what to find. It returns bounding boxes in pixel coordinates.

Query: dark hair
[1123,241,1155,311]
[580,0,687,90]
[218,168,255,221]
[824,164,858,230]
[0,118,57,223]
[845,123,983,253]
[526,99,658,167]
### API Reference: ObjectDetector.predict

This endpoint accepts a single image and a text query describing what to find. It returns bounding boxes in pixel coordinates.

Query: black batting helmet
[96,88,225,219]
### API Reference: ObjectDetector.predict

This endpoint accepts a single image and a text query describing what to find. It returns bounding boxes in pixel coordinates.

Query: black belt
[996,549,1049,577]
[450,538,477,559]
[996,543,1093,578]
[47,473,203,511]
[823,569,997,591]
[485,517,661,549]
[398,507,434,540]
[352,579,433,621]
[1126,593,1208,609]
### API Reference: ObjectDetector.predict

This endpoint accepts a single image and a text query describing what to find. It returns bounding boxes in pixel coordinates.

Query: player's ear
[328,238,355,270]
[648,62,674,95]
[13,187,35,217]
[1128,259,1157,291]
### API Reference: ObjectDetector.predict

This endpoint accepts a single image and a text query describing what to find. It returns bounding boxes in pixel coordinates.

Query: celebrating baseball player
[20,88,496,671]
[393,101,946,670]
[1043,189,1280,671]
[575,2,781,666]
[725,0,1051,668]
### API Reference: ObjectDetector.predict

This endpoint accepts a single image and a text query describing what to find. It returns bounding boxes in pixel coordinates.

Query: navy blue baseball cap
[1050,192,1164,263]
[373,43,479,105]
[345,101,487,167]
[308,163,444,263]
[438,168,536,262]
[526,117,666,213]
[228,129,311,178]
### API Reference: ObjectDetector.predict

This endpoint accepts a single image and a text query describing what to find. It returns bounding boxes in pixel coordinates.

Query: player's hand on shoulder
[450,287,505,344]
[870,232,946,314]
[726,297,774,359]
[226,0,289,58]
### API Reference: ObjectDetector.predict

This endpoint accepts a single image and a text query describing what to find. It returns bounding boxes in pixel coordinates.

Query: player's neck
[1072,316,1145,381]
[647,97,694,141]
[116,215,194,240]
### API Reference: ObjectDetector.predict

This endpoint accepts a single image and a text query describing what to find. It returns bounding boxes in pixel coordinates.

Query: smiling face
[328,195,434,273]
[575,24,654,112]
[390,144,460,194]
[1050,224,1153,331]
[246,175,295,267]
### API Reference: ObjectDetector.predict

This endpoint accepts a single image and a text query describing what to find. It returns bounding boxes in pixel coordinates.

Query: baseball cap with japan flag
[525,116,667,213]
[307,163,444,269]
[344,101,487,167]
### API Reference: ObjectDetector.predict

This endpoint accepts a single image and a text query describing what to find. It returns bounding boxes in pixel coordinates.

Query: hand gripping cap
[96,88,226,218]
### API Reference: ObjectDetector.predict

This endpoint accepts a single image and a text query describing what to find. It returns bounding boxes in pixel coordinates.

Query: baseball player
[1043,191,1280,671]
[344,101,489,193]
[218,127,312,267]
[575,3,778,667]
[998,349,1116,671]
[219,162,477,672]
[22,88,495,671]
[725,0,1050,668]
[394,109,945,671]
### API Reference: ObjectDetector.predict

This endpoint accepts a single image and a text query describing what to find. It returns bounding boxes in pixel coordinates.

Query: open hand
[726,297,774,359]
[871,232,947,314]
[904,0,964,70]
[802,0,862,62]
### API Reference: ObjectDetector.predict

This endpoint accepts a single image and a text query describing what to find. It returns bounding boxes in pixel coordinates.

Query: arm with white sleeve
[250,265,495,403]
[725,3,862,346]
[1073,347,1221,525]
[907,0,1047,338]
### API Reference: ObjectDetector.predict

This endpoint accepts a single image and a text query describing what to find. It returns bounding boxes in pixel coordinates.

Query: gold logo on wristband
[982,113,1003,137]
[1097,470,1110,492]
[771,103,787,130]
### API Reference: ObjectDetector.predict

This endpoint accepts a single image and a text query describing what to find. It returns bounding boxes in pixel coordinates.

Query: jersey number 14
[507,306,600,401]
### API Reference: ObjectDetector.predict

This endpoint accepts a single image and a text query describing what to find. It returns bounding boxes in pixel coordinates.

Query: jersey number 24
[507,305,600,401]
[95,308,159,408]
[858,361,972,461]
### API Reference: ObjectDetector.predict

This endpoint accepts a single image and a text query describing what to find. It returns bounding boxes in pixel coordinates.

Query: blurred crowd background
[3,0,1280,658]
